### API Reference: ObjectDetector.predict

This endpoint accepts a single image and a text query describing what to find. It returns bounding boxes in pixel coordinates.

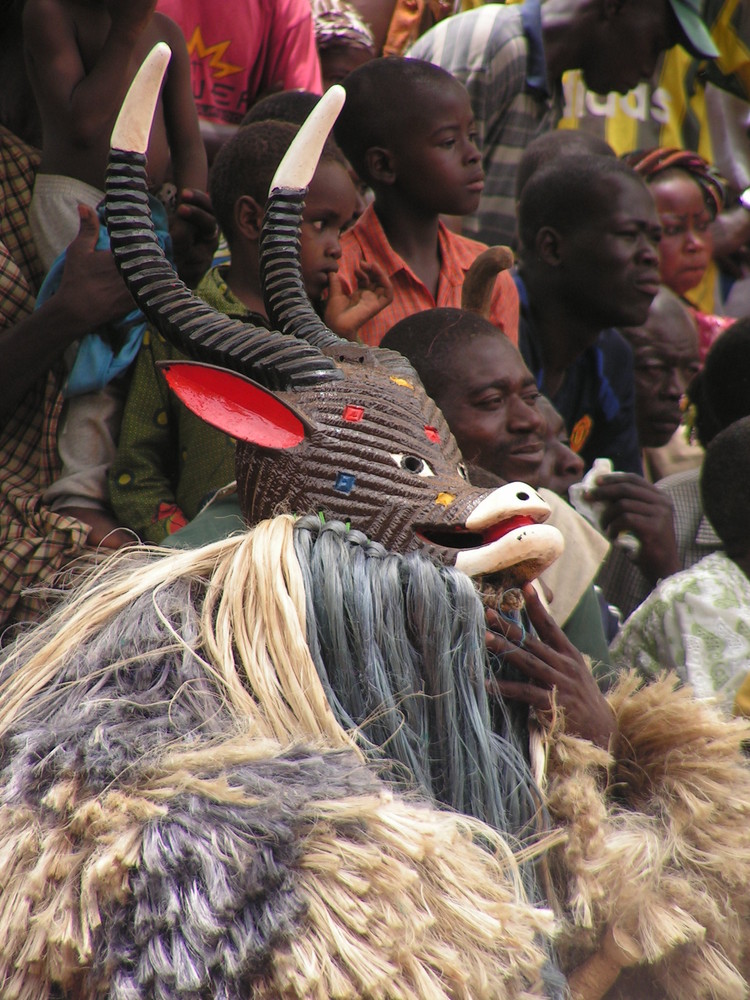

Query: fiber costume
[0,517,556,1000]
[3,48,750,1000]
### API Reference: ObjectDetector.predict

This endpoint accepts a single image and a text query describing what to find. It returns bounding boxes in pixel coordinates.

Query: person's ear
[535,226,564,267]
[234,195,263,240]
[365,146,396,185]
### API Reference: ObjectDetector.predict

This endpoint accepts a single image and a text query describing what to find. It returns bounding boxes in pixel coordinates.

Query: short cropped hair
[334,56,462,181]
[515,130,615,200]
[381,307,508,400]
[210,120,345,245]
[686,318,750,447]
[701,415,750,558]
[241,90,321,128]
[517,156,647,254]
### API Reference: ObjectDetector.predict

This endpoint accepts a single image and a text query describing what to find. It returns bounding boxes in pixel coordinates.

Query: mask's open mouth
[414,483,565,581]
[416,515,537,551]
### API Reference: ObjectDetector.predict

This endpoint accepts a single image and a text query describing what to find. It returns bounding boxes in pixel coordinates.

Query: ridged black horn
[258,85,370,360]
[260,188,343,353]
[258,86,431,385]
[105,46,342,390]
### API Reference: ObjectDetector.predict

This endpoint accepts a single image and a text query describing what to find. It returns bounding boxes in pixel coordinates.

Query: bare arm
[0,205,133,415]
[23,0,156,148]
[157,14,207,195]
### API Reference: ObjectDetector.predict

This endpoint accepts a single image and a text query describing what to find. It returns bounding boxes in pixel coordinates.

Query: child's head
[701,414,750,562]
[625,148,724,297]
[300,155,358,300]
[334,57,483,217]
[210,120,357,301]
[240,89,370,226]
[621,286,699,448]
[241,90,322,128]
[381,308,546,485]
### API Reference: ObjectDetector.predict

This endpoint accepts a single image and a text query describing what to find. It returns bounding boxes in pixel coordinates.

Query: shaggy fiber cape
[3,516,750,1000]
[0,516,557,1000]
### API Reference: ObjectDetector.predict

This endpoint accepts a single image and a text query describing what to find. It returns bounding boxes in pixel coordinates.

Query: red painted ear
[158,361,308,448]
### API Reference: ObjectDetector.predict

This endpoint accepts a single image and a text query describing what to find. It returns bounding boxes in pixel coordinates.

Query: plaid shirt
[0,127,44,330]
[409,0,562,247]
[337,203,519,346]
[0,128,91,627]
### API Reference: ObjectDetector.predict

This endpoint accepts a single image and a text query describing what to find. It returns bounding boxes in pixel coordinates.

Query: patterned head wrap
[624,147,725,219]
[311,0,376,52]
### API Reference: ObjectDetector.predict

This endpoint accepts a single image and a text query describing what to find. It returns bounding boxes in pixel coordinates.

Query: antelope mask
[105,44,563,585]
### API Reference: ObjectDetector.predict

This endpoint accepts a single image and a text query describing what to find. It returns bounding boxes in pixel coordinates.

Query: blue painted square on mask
[334,472,356,494]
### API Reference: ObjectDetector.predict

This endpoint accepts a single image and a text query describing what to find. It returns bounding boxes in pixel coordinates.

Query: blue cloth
[514,272,643,475]
[520,0,549,95]
[35,197,172,397]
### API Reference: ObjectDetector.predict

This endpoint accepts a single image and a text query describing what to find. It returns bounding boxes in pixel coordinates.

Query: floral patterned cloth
[610,550,750,713]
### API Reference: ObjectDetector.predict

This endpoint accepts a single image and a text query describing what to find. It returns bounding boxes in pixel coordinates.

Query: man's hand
[586,472,680,584]
[0,204,135,415]
[171,188,219,289]
[485,583,616,750]
[324,262,393,340]
[57,204,134,327]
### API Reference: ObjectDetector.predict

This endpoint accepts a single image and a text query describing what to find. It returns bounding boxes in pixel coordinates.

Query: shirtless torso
[23,0,205,193]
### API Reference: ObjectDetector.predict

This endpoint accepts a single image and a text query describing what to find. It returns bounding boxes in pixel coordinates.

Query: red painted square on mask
[343,405,365,422]
[424,425,441,443]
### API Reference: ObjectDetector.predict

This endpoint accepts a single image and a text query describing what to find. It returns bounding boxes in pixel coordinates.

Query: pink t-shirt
[157,0,322,148]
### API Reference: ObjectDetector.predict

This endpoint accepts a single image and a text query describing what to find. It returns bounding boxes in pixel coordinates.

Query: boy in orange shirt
[333,56,518,346]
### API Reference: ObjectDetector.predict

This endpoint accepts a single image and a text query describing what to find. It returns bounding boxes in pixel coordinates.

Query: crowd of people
[3,0,750,995]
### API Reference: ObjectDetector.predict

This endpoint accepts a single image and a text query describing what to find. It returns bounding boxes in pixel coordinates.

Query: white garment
[610,551,750,714]
[538,488,610,627]
[28,173,103,271]
[43,380,126,511]
[30,174,123,512]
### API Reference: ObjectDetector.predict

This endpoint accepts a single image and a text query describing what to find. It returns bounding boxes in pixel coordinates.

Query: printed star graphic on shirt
[186,26,242,80]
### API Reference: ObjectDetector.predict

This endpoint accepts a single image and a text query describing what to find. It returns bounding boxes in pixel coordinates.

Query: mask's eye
[457,462,469,481]
[392,453,435,477]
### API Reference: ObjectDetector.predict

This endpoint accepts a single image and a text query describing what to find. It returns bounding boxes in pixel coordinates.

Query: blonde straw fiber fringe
[0,516,559,999]
[544,671,750,1000]
[0,516,351,749]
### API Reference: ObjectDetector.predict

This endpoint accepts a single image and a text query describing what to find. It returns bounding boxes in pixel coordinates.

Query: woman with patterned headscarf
[625,147,733,363]
[311,0,377,89]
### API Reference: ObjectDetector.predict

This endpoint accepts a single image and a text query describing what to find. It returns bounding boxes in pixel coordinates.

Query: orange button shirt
[337,204,519,347]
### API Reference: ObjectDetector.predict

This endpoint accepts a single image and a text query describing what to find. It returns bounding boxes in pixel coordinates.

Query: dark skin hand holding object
[485,583,617,751]
[588,472,680,584]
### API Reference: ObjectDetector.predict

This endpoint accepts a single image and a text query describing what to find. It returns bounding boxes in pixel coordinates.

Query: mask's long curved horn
[260,86,360,355]
[106,44,342,391]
